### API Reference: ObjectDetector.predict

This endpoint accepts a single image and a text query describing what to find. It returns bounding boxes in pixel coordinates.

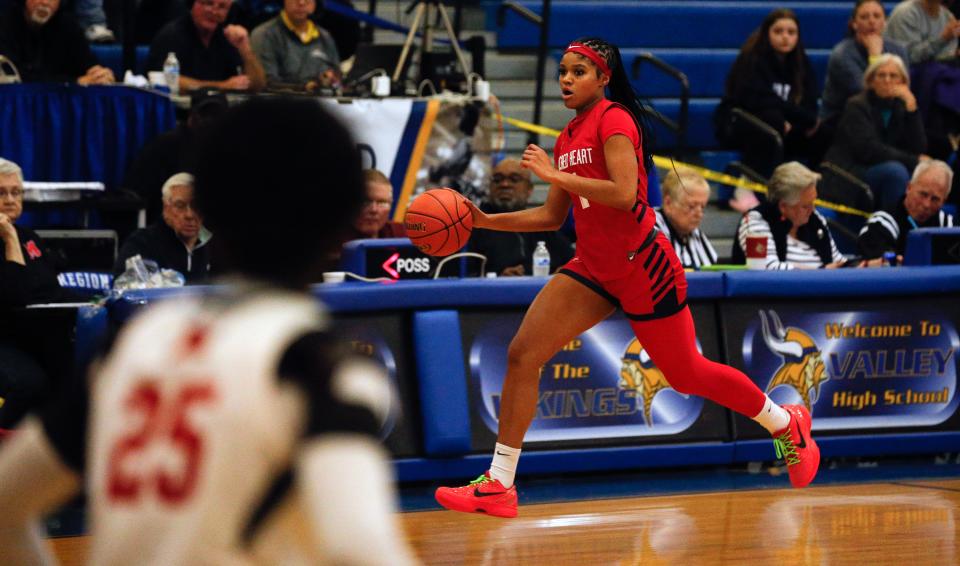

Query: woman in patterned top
[734,161,848,269]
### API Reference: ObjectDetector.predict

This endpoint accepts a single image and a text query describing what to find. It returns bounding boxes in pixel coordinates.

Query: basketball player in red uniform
[0,99,418,564]
[435,37,820,518]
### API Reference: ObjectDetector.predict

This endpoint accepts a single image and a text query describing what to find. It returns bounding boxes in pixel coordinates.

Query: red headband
[565,43,612,77]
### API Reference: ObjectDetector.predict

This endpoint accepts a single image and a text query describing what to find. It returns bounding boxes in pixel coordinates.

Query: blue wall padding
[412,310,472,456]
[732,432,960,463]
[685,272,724,299]
[724,265,960,298]
[395,441,734,482]
[904,228,960,266]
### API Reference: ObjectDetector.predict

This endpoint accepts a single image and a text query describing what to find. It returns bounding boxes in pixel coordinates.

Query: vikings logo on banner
[743,309,959,429]
[758,310,829,412]
[470,315,703,441]
[336,321,400,439]
[619,338,692,426]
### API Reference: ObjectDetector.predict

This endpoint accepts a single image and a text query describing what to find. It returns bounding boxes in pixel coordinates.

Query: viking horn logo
[758,310,828,412]
[619,339,677,426]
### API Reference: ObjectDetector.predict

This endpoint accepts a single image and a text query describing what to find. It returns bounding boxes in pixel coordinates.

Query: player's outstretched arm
[0,419,81,565]
[469,184,572,233]
[297,434,420,566]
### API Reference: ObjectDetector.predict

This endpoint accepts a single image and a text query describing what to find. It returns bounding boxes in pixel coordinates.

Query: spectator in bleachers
[251,0,341,91]
[114,173,212,283]
[469,158,573,276]
[822,54,928,210]
[654,166,718,269]
[347,169,406,240]
[857,158,955,259]
[147,0,266,92]
[0,158,74,428]
[0,0,115,84]
[124,90,228,226]
[886,0,960,185]
[733,161,848,269]
[821,0,910,130]
[885,0,960,65]
[717,9,827,189]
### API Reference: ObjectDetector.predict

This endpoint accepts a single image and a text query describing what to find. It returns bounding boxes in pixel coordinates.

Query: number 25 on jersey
[106,380,216,505]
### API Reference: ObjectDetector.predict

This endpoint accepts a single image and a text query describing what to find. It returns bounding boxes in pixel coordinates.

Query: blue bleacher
[90,45,151,78]
[622,48,830,98]
[490,1,898,155]
[491,1,898,50]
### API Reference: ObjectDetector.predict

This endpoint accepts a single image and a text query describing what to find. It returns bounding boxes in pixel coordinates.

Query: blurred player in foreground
[0,97,419,565]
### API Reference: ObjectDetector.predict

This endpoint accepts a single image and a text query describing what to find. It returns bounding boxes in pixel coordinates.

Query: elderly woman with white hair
[734,161,848,270]
[822,53,928,210]
[0,158,75,429]
[654,166,718,269]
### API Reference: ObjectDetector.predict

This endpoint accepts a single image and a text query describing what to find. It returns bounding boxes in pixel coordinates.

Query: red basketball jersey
[554,99,655,279]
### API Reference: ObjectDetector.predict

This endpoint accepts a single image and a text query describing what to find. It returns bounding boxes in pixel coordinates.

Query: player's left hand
[521,144,557,184]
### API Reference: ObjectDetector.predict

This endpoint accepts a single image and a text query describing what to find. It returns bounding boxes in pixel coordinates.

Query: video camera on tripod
[393,0,486,96]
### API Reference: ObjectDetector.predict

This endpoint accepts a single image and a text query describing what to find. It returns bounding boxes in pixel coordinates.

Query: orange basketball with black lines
[403,188,473,257]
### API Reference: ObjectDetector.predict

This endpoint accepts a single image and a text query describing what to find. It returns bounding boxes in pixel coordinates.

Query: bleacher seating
[491,1,898,50]
[90,45,151,79]
[625,48,830,148]
[487,1,898,154]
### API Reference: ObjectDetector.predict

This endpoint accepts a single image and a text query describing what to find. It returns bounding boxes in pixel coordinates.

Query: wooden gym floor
[52,478,960,565]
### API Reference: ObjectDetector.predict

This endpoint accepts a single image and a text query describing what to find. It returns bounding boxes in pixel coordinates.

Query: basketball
[403,188,474,257]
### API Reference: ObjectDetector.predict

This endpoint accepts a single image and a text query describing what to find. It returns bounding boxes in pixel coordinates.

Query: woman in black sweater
[718,9,828,182]
[0,159,74,429]
[822,53,928,210]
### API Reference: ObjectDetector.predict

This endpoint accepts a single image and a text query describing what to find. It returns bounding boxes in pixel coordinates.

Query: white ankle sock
[489,443,521,488]
[753,396,791,434]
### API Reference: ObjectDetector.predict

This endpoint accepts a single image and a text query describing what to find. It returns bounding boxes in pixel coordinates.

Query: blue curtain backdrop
[0,84,176,188]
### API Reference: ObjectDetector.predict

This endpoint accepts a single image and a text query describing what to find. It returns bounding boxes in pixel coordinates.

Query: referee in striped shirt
[654,166,718,269]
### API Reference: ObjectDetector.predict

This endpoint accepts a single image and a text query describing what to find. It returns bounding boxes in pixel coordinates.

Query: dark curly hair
[193,97,365,287]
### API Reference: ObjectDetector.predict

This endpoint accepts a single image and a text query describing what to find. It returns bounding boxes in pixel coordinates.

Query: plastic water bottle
[532,241,550,277]
[163,52,180,95]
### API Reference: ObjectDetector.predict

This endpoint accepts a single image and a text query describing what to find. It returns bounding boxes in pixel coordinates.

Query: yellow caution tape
[498,114,871,218]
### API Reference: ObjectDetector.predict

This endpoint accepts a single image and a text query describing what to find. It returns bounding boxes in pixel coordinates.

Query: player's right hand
[222,75,252,90]
[462,198,491,229]
[0,212,18,242]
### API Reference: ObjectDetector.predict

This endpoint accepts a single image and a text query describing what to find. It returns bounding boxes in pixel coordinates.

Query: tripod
[393,0,472,88]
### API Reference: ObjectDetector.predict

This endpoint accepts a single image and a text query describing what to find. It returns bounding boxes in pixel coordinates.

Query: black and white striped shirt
[737,209,844,270]
[654,208,718,269]
[857,203,955,258]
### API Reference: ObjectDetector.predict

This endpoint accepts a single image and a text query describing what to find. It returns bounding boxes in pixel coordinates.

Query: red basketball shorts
[558,229,688,321]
